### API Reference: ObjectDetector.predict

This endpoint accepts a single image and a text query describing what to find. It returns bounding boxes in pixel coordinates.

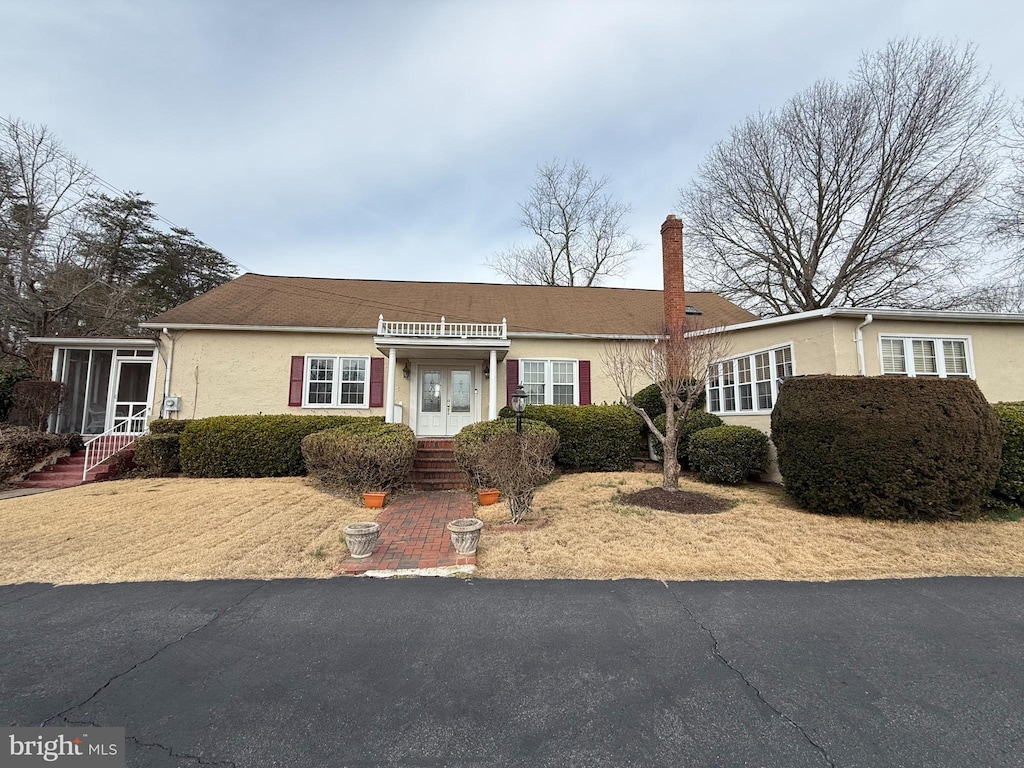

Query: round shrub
[134,433,181,476]
[454,418,559,523]
[179,414,384,477]
[453,418,557,488]
[993,403,1024,504]
[302,422,416,495]
[632,384,667,420]
[771,376,1002,521]
[653,410,724,466]
[688,425,769,484]
[493,404,641,470]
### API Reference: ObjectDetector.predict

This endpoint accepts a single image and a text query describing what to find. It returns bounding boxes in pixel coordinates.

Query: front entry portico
[374,315,510,437]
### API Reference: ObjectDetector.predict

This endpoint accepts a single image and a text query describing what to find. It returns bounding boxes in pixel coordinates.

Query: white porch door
[109,360,151,433]
[416,366,476,437]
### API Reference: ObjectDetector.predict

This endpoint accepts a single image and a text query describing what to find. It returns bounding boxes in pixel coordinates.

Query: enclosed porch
[31,337,159,436]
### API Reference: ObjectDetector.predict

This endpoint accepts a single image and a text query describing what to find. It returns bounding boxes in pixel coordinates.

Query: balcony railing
[377,315,507,340]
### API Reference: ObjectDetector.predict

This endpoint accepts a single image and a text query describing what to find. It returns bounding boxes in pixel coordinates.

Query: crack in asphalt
[59,717,237,768]
[663,583,836,768]
[41,581,269,728]
[0,584,55,609]
[127,736,239,767]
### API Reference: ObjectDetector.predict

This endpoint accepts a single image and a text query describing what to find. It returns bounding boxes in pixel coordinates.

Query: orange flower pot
[363,492,387,509]
[477,488,500,506]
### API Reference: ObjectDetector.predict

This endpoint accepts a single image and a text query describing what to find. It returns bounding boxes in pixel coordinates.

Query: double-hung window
[708,345,794,415]
[304,355,370,408]
[521,359,578,405]
[880,336,972,378]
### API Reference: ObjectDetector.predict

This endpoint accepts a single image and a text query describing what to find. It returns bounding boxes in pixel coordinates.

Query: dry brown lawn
[473,472,1024,581]
[1,473,1022,584]
[0,478,362,584]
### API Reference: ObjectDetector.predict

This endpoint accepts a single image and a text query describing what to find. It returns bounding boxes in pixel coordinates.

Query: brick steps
[410,439,469,491]
[15,448,125,490]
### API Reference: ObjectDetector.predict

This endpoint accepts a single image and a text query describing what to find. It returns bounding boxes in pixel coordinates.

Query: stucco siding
[717,316,841,375]
[858,319,1024,403]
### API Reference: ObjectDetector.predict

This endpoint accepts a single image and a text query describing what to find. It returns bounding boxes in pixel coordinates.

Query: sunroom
[29,337,159,436]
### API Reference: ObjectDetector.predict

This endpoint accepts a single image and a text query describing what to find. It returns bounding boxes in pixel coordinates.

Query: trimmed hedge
[652,410,724,466]
[0,364,34,422]
[771,376,1002,521]
[1,426,83,484]
[993,403,1024,504]
[134,433,181,476]
[179,414,384,477]
[453,418,559,489]
[689,425,769,484]
[496,404,642,470]
[302,422,416,495]
[148,418,190,434]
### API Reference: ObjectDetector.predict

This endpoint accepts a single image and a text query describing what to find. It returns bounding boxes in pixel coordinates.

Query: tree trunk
[662,404,680,490]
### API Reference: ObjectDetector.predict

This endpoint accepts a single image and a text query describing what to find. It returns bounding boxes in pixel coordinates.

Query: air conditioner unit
[163,396,182,413]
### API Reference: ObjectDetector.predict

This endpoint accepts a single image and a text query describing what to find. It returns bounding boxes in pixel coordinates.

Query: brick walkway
[336,491,477,576]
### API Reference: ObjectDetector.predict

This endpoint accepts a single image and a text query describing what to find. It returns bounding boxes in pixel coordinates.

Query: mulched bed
[617,488,734,515]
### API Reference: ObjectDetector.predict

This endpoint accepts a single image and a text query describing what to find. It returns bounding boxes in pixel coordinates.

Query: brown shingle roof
[143,274,757,335]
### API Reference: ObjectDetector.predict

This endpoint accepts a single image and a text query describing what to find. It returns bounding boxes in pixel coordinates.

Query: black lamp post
[511,384,527,433]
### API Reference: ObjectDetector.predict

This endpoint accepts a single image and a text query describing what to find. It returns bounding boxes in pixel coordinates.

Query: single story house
[29,216,1024,480]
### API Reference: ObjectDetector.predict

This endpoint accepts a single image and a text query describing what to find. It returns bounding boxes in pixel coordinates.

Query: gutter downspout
[855,314,873,376]
[162,327,175,418]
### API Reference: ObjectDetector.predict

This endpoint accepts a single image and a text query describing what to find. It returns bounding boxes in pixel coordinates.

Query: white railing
[82,405,151,481]
[377,315,507,339]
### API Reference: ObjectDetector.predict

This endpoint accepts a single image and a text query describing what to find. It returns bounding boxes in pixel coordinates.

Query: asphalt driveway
[1,577,1022,767]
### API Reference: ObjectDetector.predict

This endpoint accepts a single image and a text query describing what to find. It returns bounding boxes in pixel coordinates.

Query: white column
[488,349,498,420]
[385,347,397,423]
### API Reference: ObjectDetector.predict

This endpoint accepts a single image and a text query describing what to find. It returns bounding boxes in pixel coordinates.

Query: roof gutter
[855,314,874,376]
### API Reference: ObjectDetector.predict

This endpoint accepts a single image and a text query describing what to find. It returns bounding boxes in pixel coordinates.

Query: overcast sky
[4,0,1022,291]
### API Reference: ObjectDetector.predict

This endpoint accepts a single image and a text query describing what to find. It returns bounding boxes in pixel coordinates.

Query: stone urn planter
[363,491,387,509]
[343,522,381,559]
[477,488,499,506]
[447,517,484,555]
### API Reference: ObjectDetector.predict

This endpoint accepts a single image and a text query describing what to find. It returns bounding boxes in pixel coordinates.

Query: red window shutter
[506,359,519,405]
[579,360,591,405]
[288,356,305,407]
[369,357,385,408]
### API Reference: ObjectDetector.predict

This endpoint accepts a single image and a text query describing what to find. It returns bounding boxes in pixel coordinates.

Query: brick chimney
[661,214,685,336]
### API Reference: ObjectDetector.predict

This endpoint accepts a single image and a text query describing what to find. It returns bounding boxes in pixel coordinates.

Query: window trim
[707,342,795,416]
[877,334,974,379]
[302,354,371,409]
[519,358,580,406]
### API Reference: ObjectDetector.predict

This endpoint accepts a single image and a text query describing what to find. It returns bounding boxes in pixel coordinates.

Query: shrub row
[179,414,384,477]
[772,376,1001,521]
[133,434,182,476]
[993,403,1024,504]
[497,404,641,470]
[301,422,416,495]
[0,426,83,484]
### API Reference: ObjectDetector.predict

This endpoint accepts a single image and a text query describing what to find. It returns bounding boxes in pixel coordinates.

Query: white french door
[415,366,477,437]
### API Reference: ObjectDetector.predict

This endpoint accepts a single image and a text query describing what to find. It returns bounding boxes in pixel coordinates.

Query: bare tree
[984,98,1024,310]
[680,39,1005,316]
[602,323,730,490]
[490,159,643,286]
